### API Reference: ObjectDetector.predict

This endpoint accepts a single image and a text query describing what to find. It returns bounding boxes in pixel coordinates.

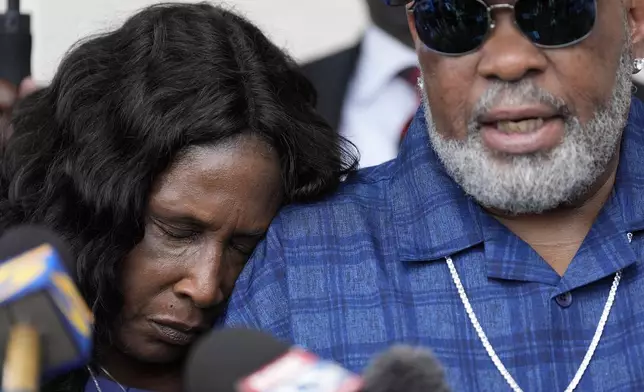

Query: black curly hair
[0,2,357,390]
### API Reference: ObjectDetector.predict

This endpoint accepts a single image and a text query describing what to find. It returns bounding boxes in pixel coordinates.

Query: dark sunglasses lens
[414,0,489,55]
[515,0,596,47]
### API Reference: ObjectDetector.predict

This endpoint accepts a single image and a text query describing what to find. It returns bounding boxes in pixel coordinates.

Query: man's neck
[490,156,619,276]
[98,347,183,392]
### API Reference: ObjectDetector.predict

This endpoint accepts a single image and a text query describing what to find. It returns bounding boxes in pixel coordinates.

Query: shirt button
[555,292,573,308]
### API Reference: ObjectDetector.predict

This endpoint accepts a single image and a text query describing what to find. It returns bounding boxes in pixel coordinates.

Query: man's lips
[479,118,565,155]
[477,105,561,124]
[476,106,565,155]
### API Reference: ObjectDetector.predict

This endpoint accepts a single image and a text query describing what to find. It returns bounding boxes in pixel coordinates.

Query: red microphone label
[237,348,363,392]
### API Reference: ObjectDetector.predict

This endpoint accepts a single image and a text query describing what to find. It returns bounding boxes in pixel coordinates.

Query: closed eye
[229,231,265,256]
[152,217,202,241]
[229,242,255,256]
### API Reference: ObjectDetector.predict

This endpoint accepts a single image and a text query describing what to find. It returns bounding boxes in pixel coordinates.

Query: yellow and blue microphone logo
[0,246,49,302]
[50,270,94,338]
[0,244,94,376]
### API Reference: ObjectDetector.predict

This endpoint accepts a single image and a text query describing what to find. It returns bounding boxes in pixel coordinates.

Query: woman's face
[115,135,282,363]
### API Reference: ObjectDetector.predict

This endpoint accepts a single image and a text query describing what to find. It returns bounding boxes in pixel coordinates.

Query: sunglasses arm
[385,0,415,7]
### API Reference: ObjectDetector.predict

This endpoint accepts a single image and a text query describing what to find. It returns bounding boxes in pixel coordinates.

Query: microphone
[359,345,451,392]
[0,225,93,392]
[183,328,363,392]
[0,0,32,87]
[184,328,452,392]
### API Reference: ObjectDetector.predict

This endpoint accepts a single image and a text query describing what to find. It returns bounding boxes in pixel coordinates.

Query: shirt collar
[613,97,644,232]
[392,98,644,262]
[349,25,418,104]
[391,107,484,262]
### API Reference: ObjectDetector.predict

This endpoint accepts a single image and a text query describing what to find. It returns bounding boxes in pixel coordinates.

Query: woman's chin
[115,334,193,364]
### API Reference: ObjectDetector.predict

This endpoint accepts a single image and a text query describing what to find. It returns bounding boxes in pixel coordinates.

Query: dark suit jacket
[301,43,361,130]
[635,82,644,102]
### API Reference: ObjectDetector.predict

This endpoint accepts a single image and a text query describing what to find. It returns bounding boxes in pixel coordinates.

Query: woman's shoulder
[84,376,149,392]
[84,376,120,392]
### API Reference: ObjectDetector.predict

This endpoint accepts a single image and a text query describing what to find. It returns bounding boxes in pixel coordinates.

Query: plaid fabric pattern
[220,99,644,391]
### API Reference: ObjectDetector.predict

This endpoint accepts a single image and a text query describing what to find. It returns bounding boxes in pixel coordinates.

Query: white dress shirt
[339,26,419,168]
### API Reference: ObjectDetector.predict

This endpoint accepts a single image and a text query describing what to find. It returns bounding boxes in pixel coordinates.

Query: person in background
[0,3,357,392]
[223,0,644,390]
[0,77,36,141]
[633,72,644,100]
[302,0,418,168]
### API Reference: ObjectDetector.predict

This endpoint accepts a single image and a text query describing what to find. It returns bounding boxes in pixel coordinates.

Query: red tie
[399,66,421,144]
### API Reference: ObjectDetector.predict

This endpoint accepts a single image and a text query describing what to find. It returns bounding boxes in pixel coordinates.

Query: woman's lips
[150,320,199,346]
[480,117,565,155]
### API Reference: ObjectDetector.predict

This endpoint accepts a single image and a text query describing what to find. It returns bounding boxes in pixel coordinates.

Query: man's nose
[173,245,225,308]
[477,12,548,82]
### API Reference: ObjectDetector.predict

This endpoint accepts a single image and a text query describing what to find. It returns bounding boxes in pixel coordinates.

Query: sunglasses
[386,0,597,56]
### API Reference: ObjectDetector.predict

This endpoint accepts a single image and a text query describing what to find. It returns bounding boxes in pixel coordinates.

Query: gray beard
[423,49,633,215]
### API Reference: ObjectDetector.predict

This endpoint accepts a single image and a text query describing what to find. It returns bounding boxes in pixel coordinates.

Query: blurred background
[0,0,369,84]
[3,0,642,168]
[7,0,644,85]
[0,0,419,168]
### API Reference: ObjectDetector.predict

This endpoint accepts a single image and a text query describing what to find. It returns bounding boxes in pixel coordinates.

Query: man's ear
[406,7,420,50]
[628,0,644,57]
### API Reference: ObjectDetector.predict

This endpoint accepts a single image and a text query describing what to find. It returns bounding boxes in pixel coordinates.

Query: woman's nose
[172,246,225,308]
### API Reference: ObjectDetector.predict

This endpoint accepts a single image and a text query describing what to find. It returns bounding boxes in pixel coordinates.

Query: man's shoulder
[220,161,399,332]
[275,161,397,239]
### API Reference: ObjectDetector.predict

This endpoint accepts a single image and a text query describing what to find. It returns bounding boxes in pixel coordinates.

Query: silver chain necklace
[445,232,629,392]
[87,365,127,392]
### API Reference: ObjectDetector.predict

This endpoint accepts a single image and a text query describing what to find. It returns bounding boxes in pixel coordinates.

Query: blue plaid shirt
[221,99,644,391]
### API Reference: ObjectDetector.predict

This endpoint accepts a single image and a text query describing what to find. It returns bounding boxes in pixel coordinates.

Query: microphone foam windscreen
[0,224,74,271]
[184,328,291,392]
[0,225,91,379]
[360,345,451,392]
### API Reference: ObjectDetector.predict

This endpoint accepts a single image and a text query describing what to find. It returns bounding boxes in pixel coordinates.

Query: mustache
[470,80,571,124]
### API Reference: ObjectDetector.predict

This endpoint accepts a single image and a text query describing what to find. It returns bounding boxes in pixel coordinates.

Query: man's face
[409,0,640,214]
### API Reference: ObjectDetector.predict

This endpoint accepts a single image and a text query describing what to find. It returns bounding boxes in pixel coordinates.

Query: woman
[0,3,357,392]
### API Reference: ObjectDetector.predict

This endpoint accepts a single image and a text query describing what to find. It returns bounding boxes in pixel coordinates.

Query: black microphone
[360,345,451,392]
[0,0,31,87]
[183,328,363,392]
[184,327,452,392]
[0,225,93,392]
[0,225,74,269]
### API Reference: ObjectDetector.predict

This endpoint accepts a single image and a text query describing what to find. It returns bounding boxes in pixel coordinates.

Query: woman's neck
[96,347,184,392]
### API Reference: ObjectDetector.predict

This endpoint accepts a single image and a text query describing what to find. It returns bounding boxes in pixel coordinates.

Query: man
[223,0,644,390]
[302,0,418,168]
